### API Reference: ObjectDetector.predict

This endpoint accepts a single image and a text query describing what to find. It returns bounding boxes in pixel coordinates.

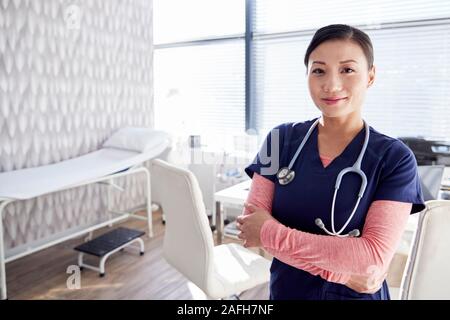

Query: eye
[342,67,355,73]
[311,68,324,75]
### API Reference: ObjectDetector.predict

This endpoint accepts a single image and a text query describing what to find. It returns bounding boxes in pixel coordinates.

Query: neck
[318,113,364,137]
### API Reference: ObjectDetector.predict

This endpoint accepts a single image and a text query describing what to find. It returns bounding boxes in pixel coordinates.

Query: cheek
[308,78,321,96]
[347,76,368,96]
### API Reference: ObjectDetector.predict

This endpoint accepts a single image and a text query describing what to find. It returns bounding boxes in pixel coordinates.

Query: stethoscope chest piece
[277,167,295,185]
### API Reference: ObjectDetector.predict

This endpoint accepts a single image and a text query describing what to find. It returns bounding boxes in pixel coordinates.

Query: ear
[367,65,376,88]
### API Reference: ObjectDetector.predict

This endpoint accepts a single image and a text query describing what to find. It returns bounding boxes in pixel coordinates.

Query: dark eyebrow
[312,60,358,65]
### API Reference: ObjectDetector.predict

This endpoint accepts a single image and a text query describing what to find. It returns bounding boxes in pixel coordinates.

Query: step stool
[74,227,145,277]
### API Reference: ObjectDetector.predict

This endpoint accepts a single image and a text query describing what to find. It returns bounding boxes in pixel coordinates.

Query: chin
[321,113,345,119]
[319,108,347,118]
[318,104,355,118]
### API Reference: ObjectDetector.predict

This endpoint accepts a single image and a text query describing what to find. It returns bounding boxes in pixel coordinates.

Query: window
[154,41,245,138]
[154,0,450,142]
[154,0,245,44]
[153,0,245,141]
[254,0,450,34]
[252,0,450,139]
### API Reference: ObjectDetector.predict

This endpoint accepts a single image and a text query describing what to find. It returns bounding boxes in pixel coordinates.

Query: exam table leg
[107,178,113,228]
[0,200,12,300]
[144,168,153,238]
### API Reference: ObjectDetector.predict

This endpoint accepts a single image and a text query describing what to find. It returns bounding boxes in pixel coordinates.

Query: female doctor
[236,24,425,300]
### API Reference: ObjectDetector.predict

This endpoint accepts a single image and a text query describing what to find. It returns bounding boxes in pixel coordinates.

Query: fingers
[347,283,378,294]
[244,202,257,213]
[360,284,382,294]
[236,219,245,240]
[237,232,257,248]
[368,286,382,294]
[346,275,384,294]
[243,240,255,248]
[236,215,249,229]
[238,233,248,247]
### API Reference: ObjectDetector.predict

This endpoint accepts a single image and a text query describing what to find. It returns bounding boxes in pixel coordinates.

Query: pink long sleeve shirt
[244,156,412,285]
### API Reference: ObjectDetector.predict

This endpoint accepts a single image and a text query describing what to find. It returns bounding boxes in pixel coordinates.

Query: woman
[236,24,425,300]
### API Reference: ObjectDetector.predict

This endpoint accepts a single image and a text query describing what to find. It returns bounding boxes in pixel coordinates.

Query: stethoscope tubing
[277,118,370,237]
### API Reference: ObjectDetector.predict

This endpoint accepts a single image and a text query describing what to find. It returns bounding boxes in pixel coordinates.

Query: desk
[214,179,251,244]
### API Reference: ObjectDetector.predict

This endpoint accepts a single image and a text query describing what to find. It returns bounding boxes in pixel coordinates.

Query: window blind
[153,0,246,141]
[254,0,450,34]
[154,40,245,138]
[154,0,245,44]
[252,0,450,140]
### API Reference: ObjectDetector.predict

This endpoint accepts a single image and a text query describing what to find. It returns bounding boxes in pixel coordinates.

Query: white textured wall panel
[0,0,154,250]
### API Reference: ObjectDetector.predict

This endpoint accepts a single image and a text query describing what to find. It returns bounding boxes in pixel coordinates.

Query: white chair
[152,159,271,299]
[399,200,450,299]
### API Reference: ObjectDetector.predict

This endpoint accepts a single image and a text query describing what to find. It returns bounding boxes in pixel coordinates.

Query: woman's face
[307,39,375,119]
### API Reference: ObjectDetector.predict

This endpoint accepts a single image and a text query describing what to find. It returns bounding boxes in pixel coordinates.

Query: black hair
[304,24,374,70]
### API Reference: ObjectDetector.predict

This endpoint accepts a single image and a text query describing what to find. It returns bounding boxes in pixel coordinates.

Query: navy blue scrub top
[245,118,425,300]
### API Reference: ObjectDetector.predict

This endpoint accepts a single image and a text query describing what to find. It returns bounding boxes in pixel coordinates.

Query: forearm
[243,173,274,214]
[261,200,411,275]
[245,173,410,279]
[264,247,351,284]
[245,173,350,283]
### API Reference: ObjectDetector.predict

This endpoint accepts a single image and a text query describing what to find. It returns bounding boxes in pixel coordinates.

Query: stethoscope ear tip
[315,218,324,228]
[315,217,360,237]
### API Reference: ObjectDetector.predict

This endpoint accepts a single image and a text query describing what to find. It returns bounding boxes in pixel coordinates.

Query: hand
[345,270,388,294]
[236,203,274,248]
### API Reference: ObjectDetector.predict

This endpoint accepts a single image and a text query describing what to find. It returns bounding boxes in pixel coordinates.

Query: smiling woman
[306,26,375,124]
[304,26,376,165]
[237,24,425,300]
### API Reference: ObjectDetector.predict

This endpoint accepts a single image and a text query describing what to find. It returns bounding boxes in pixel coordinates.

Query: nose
[322,72,343,93]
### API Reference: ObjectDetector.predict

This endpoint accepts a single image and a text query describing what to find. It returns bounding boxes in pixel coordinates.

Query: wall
[0,0,154,250]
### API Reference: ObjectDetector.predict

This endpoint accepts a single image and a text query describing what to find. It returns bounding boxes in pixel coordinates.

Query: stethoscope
[276,118,369,237]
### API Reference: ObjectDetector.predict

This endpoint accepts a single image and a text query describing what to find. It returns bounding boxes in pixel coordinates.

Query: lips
[322,97,347,105]
[323,97,347,101]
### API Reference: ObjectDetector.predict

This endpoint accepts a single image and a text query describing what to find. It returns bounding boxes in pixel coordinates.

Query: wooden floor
[6,210,406,300]
[5,211,269,300]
